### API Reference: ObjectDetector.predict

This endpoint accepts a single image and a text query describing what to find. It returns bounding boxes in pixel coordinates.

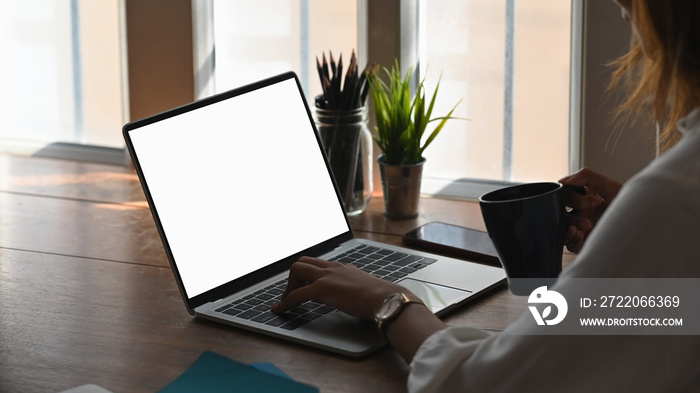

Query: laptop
[123,72,506,357]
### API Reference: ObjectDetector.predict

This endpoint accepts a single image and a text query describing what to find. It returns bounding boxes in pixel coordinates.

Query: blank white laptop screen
[128,78,349,298]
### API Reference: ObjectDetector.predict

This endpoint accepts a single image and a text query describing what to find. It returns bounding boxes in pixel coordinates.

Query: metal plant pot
[377,155,425,219]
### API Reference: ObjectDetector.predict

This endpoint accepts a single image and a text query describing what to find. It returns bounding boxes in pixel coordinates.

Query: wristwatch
[374,293,425,332]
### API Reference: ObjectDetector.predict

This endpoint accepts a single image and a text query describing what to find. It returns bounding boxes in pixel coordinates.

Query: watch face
[376,294,404,321]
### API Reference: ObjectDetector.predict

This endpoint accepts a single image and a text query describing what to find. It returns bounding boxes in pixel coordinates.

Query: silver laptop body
[123,72,506,357]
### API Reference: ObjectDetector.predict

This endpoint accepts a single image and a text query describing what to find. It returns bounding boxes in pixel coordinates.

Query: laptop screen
[126,75,351,299]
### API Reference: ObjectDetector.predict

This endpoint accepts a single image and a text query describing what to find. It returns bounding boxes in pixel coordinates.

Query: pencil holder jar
[315,106,373,216]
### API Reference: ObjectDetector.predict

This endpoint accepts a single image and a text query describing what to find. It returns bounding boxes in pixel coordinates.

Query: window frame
[575,0,655,182]
[0,0,133,165]
[410,0,520,199]
[364,1,550,199]
[402,0,650,199]
[2,0,652,187]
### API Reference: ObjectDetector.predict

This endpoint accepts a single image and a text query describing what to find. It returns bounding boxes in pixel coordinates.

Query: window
[205,0,359,103]
[199,0,572,198]
[0,1,127,156]
[2,0,613,187]
[417,0,572,196]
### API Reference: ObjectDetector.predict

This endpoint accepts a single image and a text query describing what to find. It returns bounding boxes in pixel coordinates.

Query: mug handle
[562,184,587,218]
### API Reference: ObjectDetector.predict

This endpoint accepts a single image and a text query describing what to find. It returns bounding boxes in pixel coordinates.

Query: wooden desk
[0,154,575,392]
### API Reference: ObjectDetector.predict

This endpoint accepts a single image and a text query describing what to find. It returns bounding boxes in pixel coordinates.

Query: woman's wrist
[366,287,447,362]
[374,292,425,332]
[381,298,447,363]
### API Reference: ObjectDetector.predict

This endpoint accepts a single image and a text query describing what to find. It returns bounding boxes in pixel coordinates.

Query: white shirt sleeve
[407,109,700,392]
[408,327,490,392]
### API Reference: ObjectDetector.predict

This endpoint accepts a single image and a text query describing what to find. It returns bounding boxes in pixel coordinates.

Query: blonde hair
[610,0,700,152]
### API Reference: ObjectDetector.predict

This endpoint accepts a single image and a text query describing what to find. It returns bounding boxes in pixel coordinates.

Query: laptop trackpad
[397,278,471,314]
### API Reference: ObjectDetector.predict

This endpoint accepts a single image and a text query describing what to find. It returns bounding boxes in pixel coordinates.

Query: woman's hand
[271,257,408,320]
[271,256,447,363]
[559,168,622,253]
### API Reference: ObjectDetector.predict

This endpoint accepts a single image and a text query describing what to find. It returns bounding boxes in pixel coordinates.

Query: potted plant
[368,61,463,218]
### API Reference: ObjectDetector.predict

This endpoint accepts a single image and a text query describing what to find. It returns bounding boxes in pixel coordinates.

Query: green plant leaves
[368,61,465,166]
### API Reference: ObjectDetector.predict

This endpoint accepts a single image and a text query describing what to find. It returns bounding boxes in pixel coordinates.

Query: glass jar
[315,106,373,215]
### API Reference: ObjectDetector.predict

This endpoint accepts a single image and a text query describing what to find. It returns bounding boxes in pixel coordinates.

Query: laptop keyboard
[214,244,437,330]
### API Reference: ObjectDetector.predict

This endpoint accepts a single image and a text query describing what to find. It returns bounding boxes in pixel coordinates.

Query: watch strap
[375,292,425,332]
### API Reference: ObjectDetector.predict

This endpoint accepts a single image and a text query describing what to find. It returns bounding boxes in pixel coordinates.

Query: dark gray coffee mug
[479,182,585,295]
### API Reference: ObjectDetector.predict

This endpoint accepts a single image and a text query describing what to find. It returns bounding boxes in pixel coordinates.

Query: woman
[273,0,700,391]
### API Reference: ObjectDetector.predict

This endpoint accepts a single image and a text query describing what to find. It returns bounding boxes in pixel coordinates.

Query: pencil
[322,53,330,81]
[315,50,376,110]
[329,50,336,77]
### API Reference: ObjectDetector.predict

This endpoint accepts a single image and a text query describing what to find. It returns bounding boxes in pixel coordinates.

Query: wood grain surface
[0,154,569,392]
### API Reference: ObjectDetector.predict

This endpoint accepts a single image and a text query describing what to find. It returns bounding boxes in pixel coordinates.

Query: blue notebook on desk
[159,351,318,393]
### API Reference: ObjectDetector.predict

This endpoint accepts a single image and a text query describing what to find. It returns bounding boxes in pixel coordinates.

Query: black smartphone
[402,222,500,265]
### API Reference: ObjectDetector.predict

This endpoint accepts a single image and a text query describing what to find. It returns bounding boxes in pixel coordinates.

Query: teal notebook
[159,351,319,393]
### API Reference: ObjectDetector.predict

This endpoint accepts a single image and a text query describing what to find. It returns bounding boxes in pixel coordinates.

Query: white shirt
[408,108,700,392]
